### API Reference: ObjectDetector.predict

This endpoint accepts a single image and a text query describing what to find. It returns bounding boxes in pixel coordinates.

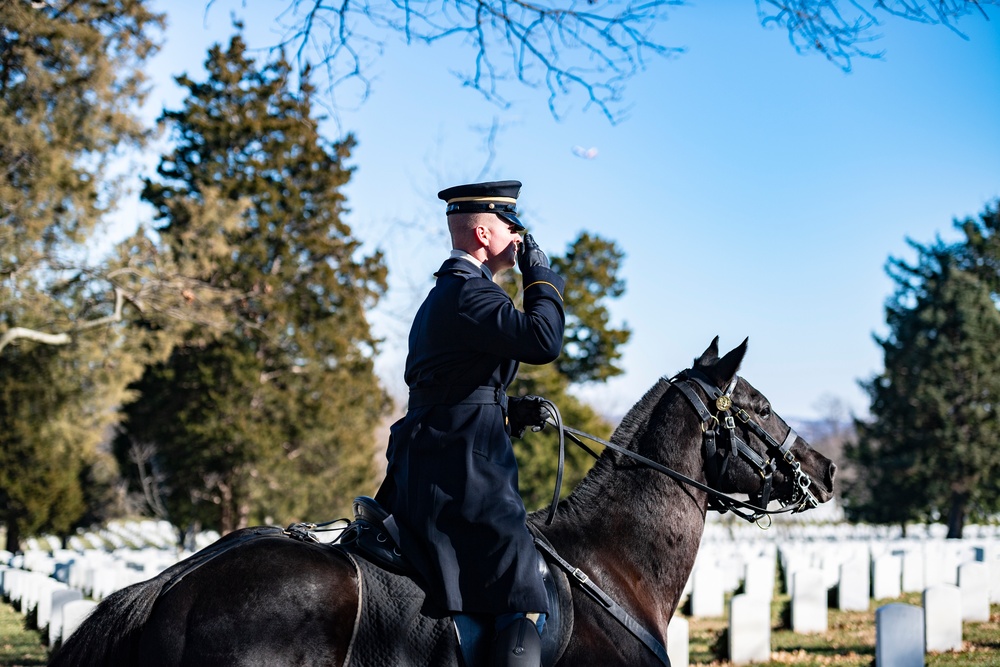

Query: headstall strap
[671,370,804,522]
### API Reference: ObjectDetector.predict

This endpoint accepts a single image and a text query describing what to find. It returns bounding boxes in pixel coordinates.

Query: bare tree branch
[129,440,170,520]
[219,0,685,123]
[1,232,247,357]
[756,0,997,71]
[220,0,995,121]
[0,327,71,351]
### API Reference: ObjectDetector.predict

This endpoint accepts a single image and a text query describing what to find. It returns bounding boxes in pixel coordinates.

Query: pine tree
[845,229,1000,537]
[116,33,389,536]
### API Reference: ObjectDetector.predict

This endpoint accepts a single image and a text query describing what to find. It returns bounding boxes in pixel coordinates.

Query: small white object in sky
[572,146,599,160]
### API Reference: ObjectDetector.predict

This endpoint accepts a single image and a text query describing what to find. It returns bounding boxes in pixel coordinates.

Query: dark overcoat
[381,257,565,615]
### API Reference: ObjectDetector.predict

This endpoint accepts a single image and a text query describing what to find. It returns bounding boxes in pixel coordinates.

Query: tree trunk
[5,519,21,553]
[219,481,235,535]
[946,492,967,539]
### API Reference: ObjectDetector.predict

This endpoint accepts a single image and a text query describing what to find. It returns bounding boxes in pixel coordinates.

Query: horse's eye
[760,405,771,419]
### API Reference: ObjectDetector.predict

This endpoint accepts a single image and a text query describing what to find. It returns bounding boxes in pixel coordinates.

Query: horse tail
[48,576,167,667]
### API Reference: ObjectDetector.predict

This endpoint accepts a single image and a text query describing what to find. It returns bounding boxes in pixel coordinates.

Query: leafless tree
[213,1,996,123]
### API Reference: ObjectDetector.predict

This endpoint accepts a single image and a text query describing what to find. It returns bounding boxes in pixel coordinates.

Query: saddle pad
[343,551,461,667]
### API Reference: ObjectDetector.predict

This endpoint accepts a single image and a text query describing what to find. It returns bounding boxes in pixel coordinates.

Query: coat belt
[407,385,508,411]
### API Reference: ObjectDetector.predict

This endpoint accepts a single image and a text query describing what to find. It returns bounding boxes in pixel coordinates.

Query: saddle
[335,496,573,667]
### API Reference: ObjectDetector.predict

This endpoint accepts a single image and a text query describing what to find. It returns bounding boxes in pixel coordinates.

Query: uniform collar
[449,249,493,282]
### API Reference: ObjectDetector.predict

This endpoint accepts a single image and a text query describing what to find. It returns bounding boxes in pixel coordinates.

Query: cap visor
[497,211,525,230]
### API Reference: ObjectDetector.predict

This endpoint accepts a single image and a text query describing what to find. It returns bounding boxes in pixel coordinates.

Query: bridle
[543,369,821,525]
[670,369,820,522]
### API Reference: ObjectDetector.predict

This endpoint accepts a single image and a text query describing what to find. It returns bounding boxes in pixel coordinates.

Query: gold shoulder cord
[523,281,563,301]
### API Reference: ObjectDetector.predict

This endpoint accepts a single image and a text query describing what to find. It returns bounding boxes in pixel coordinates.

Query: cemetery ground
[688,593,1000,666]
[0,603,46,667]
[0,596,997,666]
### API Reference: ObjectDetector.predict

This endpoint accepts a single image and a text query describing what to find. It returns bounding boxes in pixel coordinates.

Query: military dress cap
[438,180,524,230]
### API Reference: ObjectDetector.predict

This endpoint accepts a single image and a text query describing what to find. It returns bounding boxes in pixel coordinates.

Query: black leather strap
[533,538,671,666]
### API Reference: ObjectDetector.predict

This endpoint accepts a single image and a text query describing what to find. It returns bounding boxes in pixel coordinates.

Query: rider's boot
[492,616,542,667]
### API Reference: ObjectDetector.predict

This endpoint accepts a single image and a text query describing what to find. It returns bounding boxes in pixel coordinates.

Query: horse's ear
[715,337,749,384]
[694,336,721,367]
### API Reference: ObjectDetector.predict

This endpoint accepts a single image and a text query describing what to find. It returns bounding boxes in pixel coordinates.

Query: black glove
[507,395,552,438]
[517,233,549,273]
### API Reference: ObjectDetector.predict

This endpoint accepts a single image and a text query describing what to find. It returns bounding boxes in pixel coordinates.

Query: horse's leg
[138,539,359,667]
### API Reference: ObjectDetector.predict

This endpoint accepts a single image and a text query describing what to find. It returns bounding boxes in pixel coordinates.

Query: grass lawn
[0,603,47,667]
[688,593,1000,666]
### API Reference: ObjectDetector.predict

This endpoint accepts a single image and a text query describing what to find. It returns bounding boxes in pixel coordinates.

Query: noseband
[672,370,820,522]
[544,370,821,526]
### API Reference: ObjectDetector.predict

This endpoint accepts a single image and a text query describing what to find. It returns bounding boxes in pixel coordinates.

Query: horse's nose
[821,461,837,499]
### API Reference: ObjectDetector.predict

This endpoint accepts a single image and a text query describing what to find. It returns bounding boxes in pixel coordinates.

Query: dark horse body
[50,339,836,667]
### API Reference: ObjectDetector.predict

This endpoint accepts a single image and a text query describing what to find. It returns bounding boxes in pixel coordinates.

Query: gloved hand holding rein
[507,395,552,439]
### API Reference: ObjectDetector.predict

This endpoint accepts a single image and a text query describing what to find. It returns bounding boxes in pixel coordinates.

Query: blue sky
[102,1,1000,422]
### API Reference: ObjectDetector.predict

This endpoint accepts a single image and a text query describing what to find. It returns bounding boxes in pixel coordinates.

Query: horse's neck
[536,404,709,630]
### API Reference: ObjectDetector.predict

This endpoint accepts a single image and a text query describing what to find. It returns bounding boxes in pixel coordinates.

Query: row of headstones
[779,539,1000,598]
[24,519,220,553]
[1,566,97,648]
[787,562,990,631]
[0,520,262,652]
[12,547,181,601]
[728,589,978,666]
[687,537,1000,620]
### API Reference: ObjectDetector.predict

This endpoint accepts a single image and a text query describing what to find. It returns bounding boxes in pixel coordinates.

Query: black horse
[50,338,836,667]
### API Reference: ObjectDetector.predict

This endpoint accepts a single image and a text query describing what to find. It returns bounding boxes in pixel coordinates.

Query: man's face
[485,218,523,271]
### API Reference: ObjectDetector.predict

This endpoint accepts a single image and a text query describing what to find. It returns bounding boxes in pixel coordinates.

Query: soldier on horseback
[376,180,565,667]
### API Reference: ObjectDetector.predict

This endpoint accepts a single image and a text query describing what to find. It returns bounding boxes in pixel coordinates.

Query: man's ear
[475,223,490,246]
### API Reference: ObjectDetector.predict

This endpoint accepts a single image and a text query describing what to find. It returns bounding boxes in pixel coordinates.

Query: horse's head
[682,337,836,517]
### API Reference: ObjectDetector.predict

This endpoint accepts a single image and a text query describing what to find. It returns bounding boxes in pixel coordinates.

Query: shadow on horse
[50,338,836,666]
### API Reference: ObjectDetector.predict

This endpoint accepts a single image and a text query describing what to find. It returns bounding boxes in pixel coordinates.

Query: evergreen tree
[0,0,165,551]
[845,230,1000,538]
[551,232,630,384]
[116,34,389,537]
[954,202,1000,294]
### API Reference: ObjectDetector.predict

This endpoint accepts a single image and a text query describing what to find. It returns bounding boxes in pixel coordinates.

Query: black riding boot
[492,617,542,667]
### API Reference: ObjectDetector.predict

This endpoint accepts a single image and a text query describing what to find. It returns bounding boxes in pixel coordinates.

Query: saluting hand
[517,233,549,273]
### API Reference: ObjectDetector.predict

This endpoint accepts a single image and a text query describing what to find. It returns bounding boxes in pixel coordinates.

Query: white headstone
[839,558,870,611]
[667,615,689,667]
[923,545,948,589]
[875,603,924,667]
[792,568,828,633]
[49,589,84,647]
[34,578,63,629]
[729,593,770,665]
[61,599,98,643]
[923,585,962,653]
[21,572,51,615]
[958,561,990,622]
[901,550,924,593]
[743,555,775,600]
[873,554,902,601]
[691,563,725,617]
[990,556,1000,604]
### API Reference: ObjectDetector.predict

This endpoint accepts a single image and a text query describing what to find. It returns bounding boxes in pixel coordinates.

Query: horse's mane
[554,376,673,511]
[608,376,672,449]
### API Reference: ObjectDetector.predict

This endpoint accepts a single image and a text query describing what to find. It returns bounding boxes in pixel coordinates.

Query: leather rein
[543,370,821,526]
